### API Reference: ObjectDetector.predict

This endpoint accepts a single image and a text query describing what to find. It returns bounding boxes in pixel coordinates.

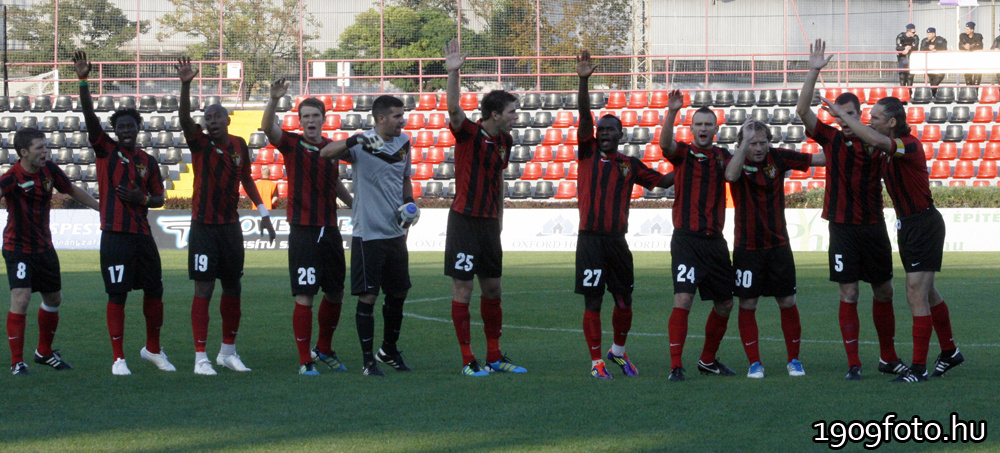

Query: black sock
[381,295,405,354]
[356,302,375,363]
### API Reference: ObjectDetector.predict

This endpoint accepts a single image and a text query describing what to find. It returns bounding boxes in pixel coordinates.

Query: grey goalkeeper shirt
[346,130,412,241]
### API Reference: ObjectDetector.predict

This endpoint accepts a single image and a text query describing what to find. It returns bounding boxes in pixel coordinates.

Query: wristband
[345,135,359,149]
[404,197,415,204]
[143,195,150,206]
[79,80,88,87]
[257,205,269,217]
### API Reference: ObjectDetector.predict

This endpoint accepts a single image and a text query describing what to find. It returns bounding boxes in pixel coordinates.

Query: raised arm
[262,78,289,145]
[576,49,598,140]
[820,98,894,153]
[72,51,102,137]
[175,57,201,139]
[444,38,468,130]
[725,121,754,182]
[796,39,833,134]
[658,90,683,158]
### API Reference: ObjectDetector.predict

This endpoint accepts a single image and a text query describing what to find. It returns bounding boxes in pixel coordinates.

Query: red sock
[107,302,125,360]
[930,301,956,351]
[700,309,729,364]
[583,309,602,361]
[611,303,632,347]
[7,312,26,365]
[191,296,210,353]
[839,301,861,367]
[481,296,503,363]
[872,298,899,362]
[779,305,801,362]
[36,307,59,357]
[738,308,760,364]
[912,315,933,366]
[451,301,474,365]
[143,297,163,354]
[220,294,241,345]
[668,307,689,369]
[292,303,313,365]
[316,296,341,355]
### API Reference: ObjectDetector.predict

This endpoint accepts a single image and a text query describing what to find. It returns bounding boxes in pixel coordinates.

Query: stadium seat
[930,160,952,179]
[521,162,542,180]
[885,87,908,103]
[271,149,284,164]
[564,161,578,180]
[789,168,811,180]
[9,96,29,112]
[415,94,437,111]
[404,113,425,130]
[61,116,81,132]
[712,91,733,108]
[134,131,152,148]
[957,87,978,104]
[413,131,434,147]
[114,96,137,111]
[627,92,649,109]
[460,93,479,111]
[816,108,835,125]
[648,91,668,109]
[53,148,73,164]
[553,111,574,128]
[813,165,826,180]
[649,126,662,145]
[735,90,755,107]
[784,181,802,194]
[960,143,981,160]
[769,108,790,125]
[64,164,82,181]
[162,148,184,165]
[971,106,994,124]
[639,110,660,127]
[82,164,97,181]
[0,116,17,133]
[562,128,578,146]
[543,162,565,179]
[921,125,941,142]
[657,161,673,174]
[639,144,660,163]
[408,180,423,198]
[340,114,360,131]
[675,126,693,144]
[726,109,747,126]
[540,93,563,110]
[39,116,59,132]
[531,145,553,163]
[690,91,711,108]
[76,147,95,164]
[157,95,178,113]
[577,92,602,110]
[155,131,175,148]
[953,161,975,179]
[951,106,971,124]
[321,115,341,131]
[409,147,425,164]
[749,108,769,124]
[510,181,532,198]
[52,95,74,112]
[364,114,379,130]
[409,162,432,181]
[937,142,957,160]
[531,112,553,128]
[942,125,964,142]
[426,113,447,130]
[403,95,419,111]
[619,111,638,128]
[67,131,88,148]
[622,144,642,160]
[517,93,540,111]
[353,95,373,112]
[967,125,987,143]
[166,116,182,132]
[716,127,737,144]
[508,145,531,163]
[20,116,38,130]
[333,95,353,112]
[554,181,577,199]
[250,163,263,180]
[910,87,932,104]
[255,147,275,164]
[629,184,643,199]
[533,181,555,199]
[985,142,1000,159]
[275,182,288,198]
[980,86,1000,104]
[934,87,955,104]
[422,146,444,164]
[48,134,66,149]
[136,95,156,113]
[606,92,627,109]
[867,87,886,105]
[746,90,772,108]
[547,145,572,163]
[502,161,524,180]
[30,95,52,112]
[541,129,562,145]
[921,143,935,160]
[0,97,9,112]
[807,181,825,190]
[977,160,998,179]
[860,108,872,124]
[823,88,842,102]
[907,107,925,124]
[282,115,301,131]
[423,181,444,198]
[629,127,650,145]
[713,109,726,126]
[847,88,866,105]
[768,125,784,143]
[562,92,579,110]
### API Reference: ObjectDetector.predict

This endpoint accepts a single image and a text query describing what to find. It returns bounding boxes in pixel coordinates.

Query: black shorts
[3,248,61,293]
[188,221,245,282]
[288,224,346,296]
[670,231,734,302]
[351,235,411,296]
[575,232,634,296]
[100,231,163,294]
[444,210,502,281]
[828,221,893,284]
[733,245,797,299]
[896,206,945,273]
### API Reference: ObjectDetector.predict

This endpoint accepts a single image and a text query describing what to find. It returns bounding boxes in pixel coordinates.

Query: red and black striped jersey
[730,148,811,250]
[878,134,933,219]
[187,127,251,224]
[449,118,511,218]
[578,135,662,235]
[0,161,73,253]
[91,131,164,235]
[807,122,885,225]
[667,142,732,237]
[276,131,340,226]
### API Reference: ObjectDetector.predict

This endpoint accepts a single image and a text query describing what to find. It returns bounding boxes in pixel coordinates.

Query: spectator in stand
[254,166,278,210]
[896,24,918,86]
[959,22,983,85]
[921,27,948,91]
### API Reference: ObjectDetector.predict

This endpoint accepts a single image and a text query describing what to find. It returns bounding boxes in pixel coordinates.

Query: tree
[156,0,319,97]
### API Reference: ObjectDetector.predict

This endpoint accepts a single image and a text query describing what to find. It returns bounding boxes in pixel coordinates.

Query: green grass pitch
[2,250,997,452]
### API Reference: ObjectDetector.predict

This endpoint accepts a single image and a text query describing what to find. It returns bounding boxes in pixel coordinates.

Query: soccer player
[797,39,905,381]
[320,95,413,377]
[74,50,174,375]
[658,90,736,381]
[575,50,672,379]
[262,78,354,376]
[820,96,963,383]
[3,128,99,375]
[176,57,275,375]
[443,38,526,376]
[724,120,825,379]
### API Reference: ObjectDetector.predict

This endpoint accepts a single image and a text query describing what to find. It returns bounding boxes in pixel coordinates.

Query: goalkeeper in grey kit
[320,95,418,376]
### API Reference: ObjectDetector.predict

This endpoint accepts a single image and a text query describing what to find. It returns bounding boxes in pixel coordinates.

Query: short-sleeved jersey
[667,142,731,237]
[347,131,411,240]
[186,126,251,224]
[730,148,812,250]
[449,118,511,219]
[578,135,662,235]
[90,131,164,235]
[275,131,340,226]
[254,180,275,210]
[879,134,933,218]
[807,121,884,225]
[0,161,73,253]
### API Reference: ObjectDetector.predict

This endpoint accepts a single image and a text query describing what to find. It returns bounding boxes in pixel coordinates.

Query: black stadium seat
[138,95,157,113]
[118,96,137,110]
[521,129,542,145]
[31,95,51,112]
[644,187,667,199]
[934,87,955,104]
[0,117,15,132]
[363,114,376,130]
[52,95,74,112]
[532,181,554,199]
[778,89,798,107]
[96,96,116,112]
[0,97,9,112]
[713,91,734,107]
[67,131,88,148]
[76,147,95,164]
[503,162,521,179]
[341,114,360,130]
[623,144,643,159]
[510,145,532,163]
[750,108,769,124]
[690,91,712,108]
[735,90,755,107]
[911,87,932,104]
[520,93,541,110]
[0,149,9,164]
[768,126,783,143]
[950,106,970,123]
[956,87,977,104]
[757,90,778,107]
[48,133,66,148]
[146,116,166,131]
[401,95,417,111]
[61,116,81,131]
[510,181,532,198]
[202,96,222,110]
[145,148,160,161]
[353,95,373,112]
[40,116,60,132]
[771,108,791,125]
[927,106,948,123]
[943,125,965,142]
[248,132,268,149]
[424,181,444,198]
[726,109,747,126]
[716,126,737,144]
[162,148,183,164]
[589,92,606,110]
[512,112,530,128]
[64,164,82,181]
[435,163,455,180]
[10,96,30,112]
[54,148,74,164]
[531,111,553,128]
[168,116,182,132]
[630,127,650,144]
[562,94,578,110]
[135,132,152,148]
[83,163,98,181]
[155,131,175,147]
[20,116,38,130]
[159,95,179,112]
[784,125,805,143]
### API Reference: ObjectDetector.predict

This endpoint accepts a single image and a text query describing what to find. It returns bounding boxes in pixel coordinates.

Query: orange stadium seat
[922,143,935,160]
[981,86,1000,104]
[784,181,803,194]
[416,94,437,111]
[565,161,579,180]
[639,110,660,127]
[953,161,975,179]
[627,91,648,109]
[631,184,643,199]
[410,147,424,164]
[276,182,288,198]
[436,93,449,110]
[238,183,247,197]
[985,142,1000,159]
[978,160,998,178]
[414,131,435,147]
[713,109,726,125]
[521,162,542,180]
[847,87,866,105]
[553,111,574,128]
[937,143,957,160]
[807,181,825,190]
[620,111,638,128]
[315,95,334,112]
[606,92,627,109]
[334,95,353,112]
[281,115,300,131]
[331,131,349,141]
[973,106,994,123]
[813,166,827,179]
[437,130,456,147]
[921,125,941,142]
[657,161,673,174]
[532,146,553,162]
[817,108,835,125]
[322,114,342,130]
[642,144,660,163]
[554,145,575,162]
[542,129,563,145]
[268,164,284,180]
[801,142,819,154]
[789,168,811,180]
[543,162,565,180]
[460,93,478,111]
[966,126,987,144]
[413,163,434,180]
[650,126,662,144]
[292,95,308,112]
[929,161,951,179]
[255,147,274,164]
[649,91,669,109]
[554,181,577,199]
[868,87,887,105]
[861,108,872,124]
[405,114,425,130]
[973,180,992,187]
[409,180,422,198]
[565,128,579,145]
[682,111,694,126]
[891,87,911,103]
[250,163,262,180]
[949,180,967,187]
[424,147,445,164]
[427,113,447,129]
[675,126,693,144]
[824,88,843,102]
[907,107,925,124]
